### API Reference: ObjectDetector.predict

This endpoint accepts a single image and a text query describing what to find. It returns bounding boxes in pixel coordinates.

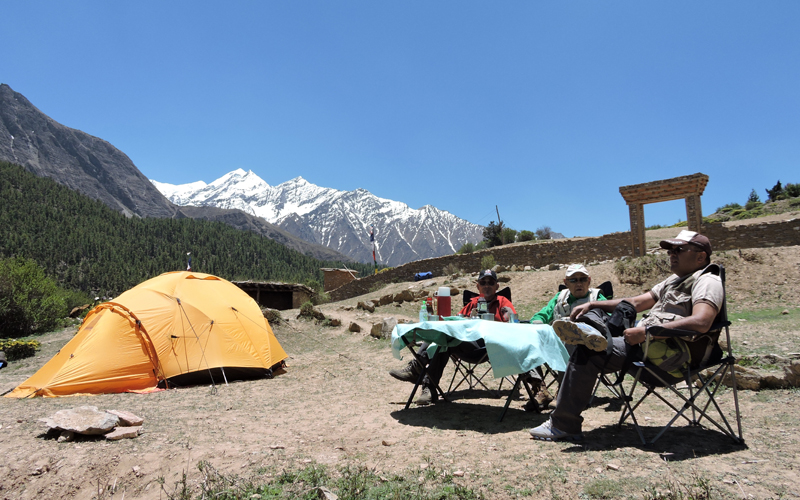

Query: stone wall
[703,218,800,252]
[322,269,358,292]
[328,216,800,302]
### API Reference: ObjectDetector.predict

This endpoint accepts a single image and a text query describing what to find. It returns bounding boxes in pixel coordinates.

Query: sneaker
[389,359,423,383]
[529,419,583,441]
[534,385,554,409]
[553,320,608,352]
[415,385,436,405]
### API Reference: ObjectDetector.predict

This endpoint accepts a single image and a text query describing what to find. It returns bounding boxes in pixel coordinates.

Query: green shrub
[0,338,41,360]
[717,202,742,212]
[456,242,475,254]
[500,228,517,245]
[480,255,496,270]
[0,257,69,337]
[614,254,671,285]
[517,230,535,242]
[785,183,800,198]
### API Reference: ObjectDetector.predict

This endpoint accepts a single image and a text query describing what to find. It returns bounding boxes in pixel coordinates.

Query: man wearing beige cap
[529,230,723,441]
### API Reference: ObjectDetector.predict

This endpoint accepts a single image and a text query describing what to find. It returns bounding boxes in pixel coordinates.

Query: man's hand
[623,326,646,345]
[570,302,592,321]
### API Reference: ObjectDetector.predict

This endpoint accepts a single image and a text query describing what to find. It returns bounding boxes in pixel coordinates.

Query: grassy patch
[158,461,483,500]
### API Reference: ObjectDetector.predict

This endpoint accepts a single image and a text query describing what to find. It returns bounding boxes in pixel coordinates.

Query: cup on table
[480,313,494,321]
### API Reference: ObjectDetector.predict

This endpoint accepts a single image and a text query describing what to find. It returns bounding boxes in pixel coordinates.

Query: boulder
[357,301,376,313]
[394,290,414,303]
[492,265,506,273]
[327,318,342,327]
[730,365,762,391]
[497,276,511,283]
[39,406,119,435]
[381,317,398,339]
[106,409,144,427]
[261,308,283,324]
[510,265,518,272]
[370,323,383,338]
[414,290,429,299]
[348,322,362,333]
[69,304,91,318]
[379,294,394,306]
[784,360,800,387]
[105,426,143,441]
[524,266,532,271]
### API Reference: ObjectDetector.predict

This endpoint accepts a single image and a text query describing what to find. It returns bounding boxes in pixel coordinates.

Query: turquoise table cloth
[391,319,569,378]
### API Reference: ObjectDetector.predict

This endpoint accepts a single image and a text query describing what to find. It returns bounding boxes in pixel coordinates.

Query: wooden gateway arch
[619,173,709,257]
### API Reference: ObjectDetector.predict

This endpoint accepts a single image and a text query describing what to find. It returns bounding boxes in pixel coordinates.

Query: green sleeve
[532,294,559,324]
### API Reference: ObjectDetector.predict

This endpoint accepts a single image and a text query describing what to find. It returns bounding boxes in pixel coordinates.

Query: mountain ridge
[152,169,485,266]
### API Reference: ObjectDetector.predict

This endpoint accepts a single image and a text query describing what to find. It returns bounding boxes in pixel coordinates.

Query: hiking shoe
[529,419,583,441]
[523,399,540,413]
[553,320,608,352]
[534,384,554,409]
[389,359,423,383]
[415,385,436,405]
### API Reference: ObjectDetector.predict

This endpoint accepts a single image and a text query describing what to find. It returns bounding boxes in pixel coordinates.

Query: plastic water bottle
[419,301,429,322]
[476,297,487,315]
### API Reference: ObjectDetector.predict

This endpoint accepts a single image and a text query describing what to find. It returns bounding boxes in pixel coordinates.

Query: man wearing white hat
[527,264,608,410]
[530,230,723,441]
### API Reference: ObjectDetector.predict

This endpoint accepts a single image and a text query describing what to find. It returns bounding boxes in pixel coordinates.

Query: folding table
[390,319,569,419]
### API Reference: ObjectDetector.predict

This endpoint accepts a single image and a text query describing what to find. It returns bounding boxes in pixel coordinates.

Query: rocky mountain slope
[0,83,175,218]
[153,169,485,266]
[0,84,353,262]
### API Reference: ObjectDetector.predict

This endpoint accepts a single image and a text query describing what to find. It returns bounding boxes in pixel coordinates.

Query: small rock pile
[39,405,143,442]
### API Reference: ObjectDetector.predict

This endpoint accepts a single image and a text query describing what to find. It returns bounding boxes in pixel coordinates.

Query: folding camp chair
[446,287,512,398]
[615,264,744,445]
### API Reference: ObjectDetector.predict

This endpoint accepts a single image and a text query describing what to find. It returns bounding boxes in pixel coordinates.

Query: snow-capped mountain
[151,169,484,266]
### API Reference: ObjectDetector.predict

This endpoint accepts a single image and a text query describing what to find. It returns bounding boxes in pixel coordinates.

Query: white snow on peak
[150,169,484,265]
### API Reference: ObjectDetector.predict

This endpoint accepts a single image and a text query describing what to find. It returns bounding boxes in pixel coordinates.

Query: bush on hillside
[480,255,496,271]
[457,242,475,254]
[0,257,70,337]
[517,230,535,242]
[614,254,671,286]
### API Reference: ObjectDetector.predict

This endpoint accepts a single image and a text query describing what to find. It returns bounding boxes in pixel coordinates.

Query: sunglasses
[666,247,696,255]
[566,277,589,283]
[478,280,497,286]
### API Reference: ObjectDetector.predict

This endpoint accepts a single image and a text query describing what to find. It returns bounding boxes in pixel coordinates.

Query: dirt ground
[1,225,799,499]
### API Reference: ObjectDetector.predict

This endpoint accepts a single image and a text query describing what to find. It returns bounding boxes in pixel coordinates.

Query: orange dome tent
[6,271,287,398]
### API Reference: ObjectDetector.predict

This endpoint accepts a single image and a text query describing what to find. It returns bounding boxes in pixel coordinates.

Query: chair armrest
[645,325,699,339]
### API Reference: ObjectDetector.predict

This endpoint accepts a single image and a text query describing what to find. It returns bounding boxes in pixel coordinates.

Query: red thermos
[435,287,451,318]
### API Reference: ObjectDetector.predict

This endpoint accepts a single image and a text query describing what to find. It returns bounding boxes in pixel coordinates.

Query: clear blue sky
[3,2,799,237]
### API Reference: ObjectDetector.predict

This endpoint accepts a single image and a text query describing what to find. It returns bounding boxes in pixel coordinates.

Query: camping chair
[615,264,744,446]
[445,287,511,397]
[550,280,618,404]
[445,287,512,397]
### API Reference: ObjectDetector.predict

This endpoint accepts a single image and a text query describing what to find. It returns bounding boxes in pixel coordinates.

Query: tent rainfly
[6,271,288,398]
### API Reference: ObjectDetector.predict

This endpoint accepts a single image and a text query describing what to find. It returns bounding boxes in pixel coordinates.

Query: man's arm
[531,294,558,324]
[623,302,718,345]
[570,292,656,320]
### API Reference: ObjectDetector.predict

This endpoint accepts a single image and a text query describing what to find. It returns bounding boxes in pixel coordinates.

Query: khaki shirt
[640,266,724,328]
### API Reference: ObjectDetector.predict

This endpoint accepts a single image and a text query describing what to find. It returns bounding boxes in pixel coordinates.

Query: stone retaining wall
[329,217,800,301]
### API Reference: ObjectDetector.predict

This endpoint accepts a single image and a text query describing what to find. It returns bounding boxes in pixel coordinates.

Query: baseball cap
[659,230,712,255]
[565,264,589,277]
[478,269,497,282]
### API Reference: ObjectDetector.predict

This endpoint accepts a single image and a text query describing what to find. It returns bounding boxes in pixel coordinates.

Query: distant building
[321,268,359,292]
[232,281,313,310]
